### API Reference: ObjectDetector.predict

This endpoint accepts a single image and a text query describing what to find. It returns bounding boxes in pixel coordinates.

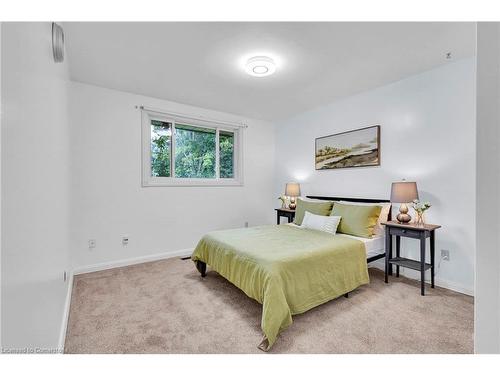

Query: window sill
[142,177,243,187]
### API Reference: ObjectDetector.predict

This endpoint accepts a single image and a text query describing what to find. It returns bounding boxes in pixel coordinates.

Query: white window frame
[141,107,244,187]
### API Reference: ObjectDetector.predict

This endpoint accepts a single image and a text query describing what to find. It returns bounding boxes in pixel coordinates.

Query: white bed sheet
[286,223,385,259]
[336,233,385,259]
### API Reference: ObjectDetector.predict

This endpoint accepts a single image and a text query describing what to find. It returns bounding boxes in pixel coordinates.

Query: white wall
[275,58,476,295]
[1,23,71,350]
[475,22,500,354]
[69,82,275,270]
[0,21,3,348]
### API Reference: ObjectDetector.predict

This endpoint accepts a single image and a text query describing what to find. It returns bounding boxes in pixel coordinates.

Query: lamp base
[288,197,296,210]
[396,203,412,224]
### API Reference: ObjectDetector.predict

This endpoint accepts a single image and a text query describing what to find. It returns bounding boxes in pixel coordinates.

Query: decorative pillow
[293,198,334,225]
[301,211,341,235]
[331,202,382,238]
[338,200,391,236]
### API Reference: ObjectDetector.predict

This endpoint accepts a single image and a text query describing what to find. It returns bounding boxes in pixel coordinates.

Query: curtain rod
[136,105,248,129]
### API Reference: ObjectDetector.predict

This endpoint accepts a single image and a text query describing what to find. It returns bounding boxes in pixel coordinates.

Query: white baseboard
[58,271,74,353]
[432,277,474,296]
[369,260,474,296]
[72,248,194,275]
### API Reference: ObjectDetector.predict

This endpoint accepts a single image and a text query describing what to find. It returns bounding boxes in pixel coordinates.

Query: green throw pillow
[332,202,382,238]
[293,199,333,225]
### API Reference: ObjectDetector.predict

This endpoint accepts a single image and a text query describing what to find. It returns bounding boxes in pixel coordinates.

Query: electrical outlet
[244,222,249,228]
[122,236,129,246]
[88,239,96,249]
[441,249,450,261]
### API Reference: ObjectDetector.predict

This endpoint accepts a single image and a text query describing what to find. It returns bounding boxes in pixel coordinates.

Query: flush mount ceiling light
[245,56,276,77]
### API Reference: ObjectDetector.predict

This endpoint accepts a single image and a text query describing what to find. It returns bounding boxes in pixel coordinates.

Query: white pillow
[338,200,391,237]
[301,211,341,235]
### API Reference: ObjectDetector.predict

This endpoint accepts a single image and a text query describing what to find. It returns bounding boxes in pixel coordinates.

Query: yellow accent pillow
[293,199,334,225]
[332,202,382,238]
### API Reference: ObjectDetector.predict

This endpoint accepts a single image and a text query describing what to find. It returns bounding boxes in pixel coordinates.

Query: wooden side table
[275,208,295,225]
[381,221,441,296]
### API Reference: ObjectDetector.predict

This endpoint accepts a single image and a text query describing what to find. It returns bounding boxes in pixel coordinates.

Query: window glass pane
[175,123,216,178]
[150,120,171,177]
[219,130,234,178]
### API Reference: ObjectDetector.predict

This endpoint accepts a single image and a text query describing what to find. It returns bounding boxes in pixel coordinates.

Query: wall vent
[52,22,64,63]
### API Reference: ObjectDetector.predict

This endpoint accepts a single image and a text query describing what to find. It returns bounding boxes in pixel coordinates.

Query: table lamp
[285,182,301,210]
[391,181,419,224]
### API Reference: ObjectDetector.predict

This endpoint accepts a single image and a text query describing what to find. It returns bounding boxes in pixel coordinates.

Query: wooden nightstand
[275,208,295,225]
[381,221,441,296]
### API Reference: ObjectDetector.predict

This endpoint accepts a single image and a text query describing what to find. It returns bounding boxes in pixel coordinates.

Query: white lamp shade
[285,182,301,197]
[391,181,419,203]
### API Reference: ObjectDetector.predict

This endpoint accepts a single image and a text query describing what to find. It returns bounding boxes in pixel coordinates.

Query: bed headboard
[306,195,392,221]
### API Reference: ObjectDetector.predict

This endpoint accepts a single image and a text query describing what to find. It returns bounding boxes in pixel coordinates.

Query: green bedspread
[191,224,369,351]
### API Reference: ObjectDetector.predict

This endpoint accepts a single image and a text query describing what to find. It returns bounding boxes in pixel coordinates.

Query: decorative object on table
[285,182,301,210]
[315,125,380,170]
[278,195,288,209]
[390,181,419,224]
[412,199,431,226]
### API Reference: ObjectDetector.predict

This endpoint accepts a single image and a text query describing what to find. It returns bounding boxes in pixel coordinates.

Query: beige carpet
[64,257,473,354]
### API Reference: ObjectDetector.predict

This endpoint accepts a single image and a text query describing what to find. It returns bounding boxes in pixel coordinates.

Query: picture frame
[315,125,380,170]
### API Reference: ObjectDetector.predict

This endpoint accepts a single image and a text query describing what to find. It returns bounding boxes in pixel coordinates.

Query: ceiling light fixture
[245,56,276,77]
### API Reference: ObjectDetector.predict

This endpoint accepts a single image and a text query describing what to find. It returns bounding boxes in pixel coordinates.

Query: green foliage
[175,125,216,178]
[412,199,432,214]
[151,121,171,177]
[219,131,234,178]
[151,121,234,179]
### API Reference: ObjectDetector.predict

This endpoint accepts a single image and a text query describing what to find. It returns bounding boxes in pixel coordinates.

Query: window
[142,109,243,186]
[174,124,216,179]
[150,120,172,177]
[219,130,234,179]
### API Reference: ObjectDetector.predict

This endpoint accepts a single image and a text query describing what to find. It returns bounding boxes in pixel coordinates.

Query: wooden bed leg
[196,261,207,277]
[344,293,349,298]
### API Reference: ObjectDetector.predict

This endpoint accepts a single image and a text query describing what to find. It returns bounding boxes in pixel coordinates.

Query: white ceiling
[64,22,475,121]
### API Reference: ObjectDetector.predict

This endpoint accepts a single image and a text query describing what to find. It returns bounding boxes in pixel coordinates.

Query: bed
[191,195,391,351]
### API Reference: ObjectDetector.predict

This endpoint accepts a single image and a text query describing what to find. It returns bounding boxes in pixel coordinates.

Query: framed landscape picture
[315,125,380,170]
